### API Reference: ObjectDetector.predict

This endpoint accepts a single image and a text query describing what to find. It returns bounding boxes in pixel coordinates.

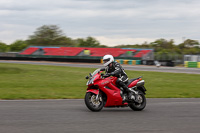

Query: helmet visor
[103,58,110,64]
[103,58,111,66]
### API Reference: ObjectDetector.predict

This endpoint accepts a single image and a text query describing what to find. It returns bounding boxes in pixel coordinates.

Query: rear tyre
[85,92,104,112]
[129,90,146,111]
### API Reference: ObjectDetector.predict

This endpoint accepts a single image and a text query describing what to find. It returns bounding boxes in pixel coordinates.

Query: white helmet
[103,55,114,66]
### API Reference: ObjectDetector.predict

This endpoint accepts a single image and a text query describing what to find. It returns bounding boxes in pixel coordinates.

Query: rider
[101,54,133,101]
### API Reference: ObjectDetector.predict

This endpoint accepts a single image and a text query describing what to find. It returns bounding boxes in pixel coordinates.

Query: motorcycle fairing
[86,89,99,95]
[94,77,125,107]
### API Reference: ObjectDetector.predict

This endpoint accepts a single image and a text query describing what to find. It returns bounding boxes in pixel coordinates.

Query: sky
[0,0,200,46]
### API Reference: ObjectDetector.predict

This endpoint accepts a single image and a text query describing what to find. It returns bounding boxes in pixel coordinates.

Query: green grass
[0,63,200,99]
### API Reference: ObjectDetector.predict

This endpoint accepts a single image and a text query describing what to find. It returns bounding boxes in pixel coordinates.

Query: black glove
[107,72,114,76]
[106,73,111,76]
[100,68,105,71]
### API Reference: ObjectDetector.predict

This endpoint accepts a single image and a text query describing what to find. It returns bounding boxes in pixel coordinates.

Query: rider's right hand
[100,68,105,71]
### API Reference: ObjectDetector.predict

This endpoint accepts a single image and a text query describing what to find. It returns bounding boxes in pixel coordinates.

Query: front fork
[96,89,100,101]
[86,89,100,101]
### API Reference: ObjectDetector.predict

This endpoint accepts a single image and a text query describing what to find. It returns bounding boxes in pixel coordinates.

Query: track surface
[0,60,200,74]
[0,99,200,133]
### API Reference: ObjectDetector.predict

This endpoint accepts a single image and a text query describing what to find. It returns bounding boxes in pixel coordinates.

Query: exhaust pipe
[136,80,145,87]
[129,80,145,93]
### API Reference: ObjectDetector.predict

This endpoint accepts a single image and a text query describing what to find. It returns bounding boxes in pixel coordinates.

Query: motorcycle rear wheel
[85,92,104,112]
[129,90,146,111]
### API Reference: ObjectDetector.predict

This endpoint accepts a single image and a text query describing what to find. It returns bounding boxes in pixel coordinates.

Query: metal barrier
[101,59,141,65]
[184,61,200,68]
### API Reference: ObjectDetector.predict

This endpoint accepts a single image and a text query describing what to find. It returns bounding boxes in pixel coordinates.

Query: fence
[101,59,141,65]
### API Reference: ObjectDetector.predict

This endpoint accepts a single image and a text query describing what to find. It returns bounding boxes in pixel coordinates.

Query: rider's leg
[116,79,132,100]
[116,78,139,102]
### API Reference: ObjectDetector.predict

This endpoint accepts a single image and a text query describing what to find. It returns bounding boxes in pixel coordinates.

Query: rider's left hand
[106,73,111,76]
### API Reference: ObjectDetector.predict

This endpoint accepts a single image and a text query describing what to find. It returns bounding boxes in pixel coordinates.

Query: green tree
[27,25,75,46]
[9,40,28,52]
[178,43,186,49]
[178,39,199,50]
[77,36,101,47]
[0,42,8,52]
[152,39,174,49]
[184,39,199,47]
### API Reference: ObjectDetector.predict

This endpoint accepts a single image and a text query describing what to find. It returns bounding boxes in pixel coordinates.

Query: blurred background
[0,0,200,68]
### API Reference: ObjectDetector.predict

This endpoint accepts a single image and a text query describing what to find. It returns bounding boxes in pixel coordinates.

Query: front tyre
[85,92,104,112]
[129,91,146,111]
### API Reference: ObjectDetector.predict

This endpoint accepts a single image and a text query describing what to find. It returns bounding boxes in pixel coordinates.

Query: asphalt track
[0,99,200,133]
[0,60,200,74]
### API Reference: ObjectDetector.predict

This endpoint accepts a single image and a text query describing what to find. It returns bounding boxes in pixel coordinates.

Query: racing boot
[120,83,135,101]
[120,88,127,102]
[122,94,127,102]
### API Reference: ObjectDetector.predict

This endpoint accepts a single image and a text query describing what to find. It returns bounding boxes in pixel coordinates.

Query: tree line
[0,25,200,56]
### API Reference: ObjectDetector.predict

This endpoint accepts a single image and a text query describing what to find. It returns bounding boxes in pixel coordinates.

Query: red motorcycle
[85,68,147,112]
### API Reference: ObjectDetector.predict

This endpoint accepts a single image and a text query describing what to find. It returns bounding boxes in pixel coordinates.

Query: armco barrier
[136,60,141,65]
[100,59,141,65]
[123,60,129,64]
[128,60,133,65]
[132,60,136,65]
[120,59,124,64]
[100,59,103,64]
[188,62,197,68]
[184,61,200,68]
[115,59,120,63]
[184,61,188,67]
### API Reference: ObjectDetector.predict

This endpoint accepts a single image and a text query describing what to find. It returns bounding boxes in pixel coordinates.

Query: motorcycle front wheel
[129,90,146,111]
[85,92,104,112]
